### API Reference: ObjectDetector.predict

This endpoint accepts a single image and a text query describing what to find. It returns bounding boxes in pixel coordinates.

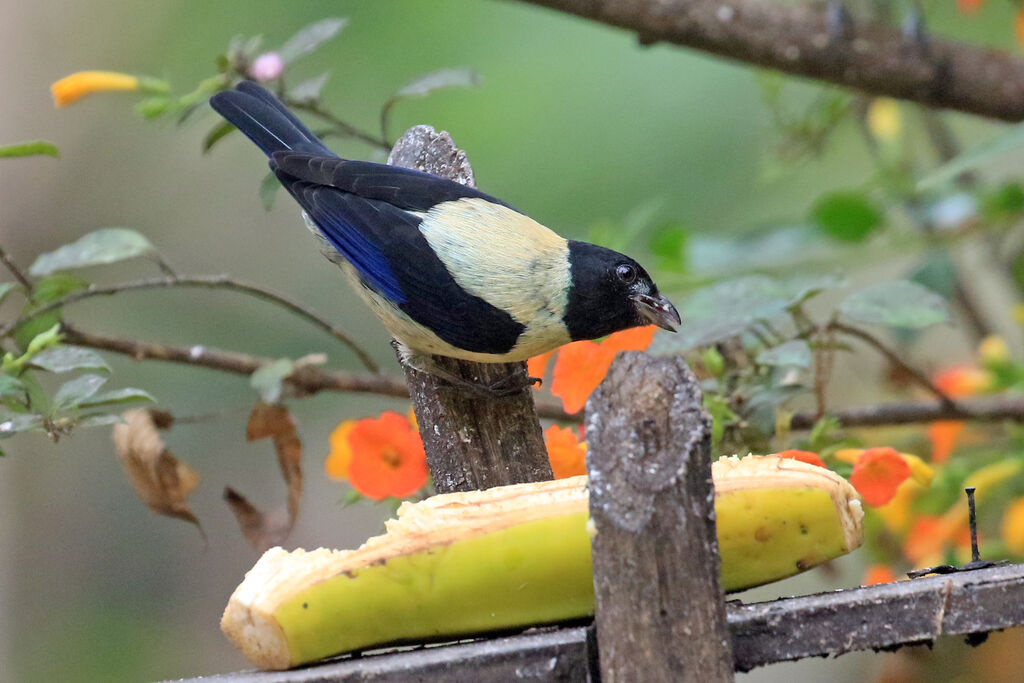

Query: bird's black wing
[271,152,516,213]
[280,177,524,354]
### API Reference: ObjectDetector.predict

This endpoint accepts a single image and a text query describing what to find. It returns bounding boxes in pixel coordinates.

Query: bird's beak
[633,293,681,332]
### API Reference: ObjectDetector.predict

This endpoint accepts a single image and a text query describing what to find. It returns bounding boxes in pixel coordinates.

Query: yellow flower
[867,98,902,142]
[979,335,1009,364]
[51,71,153,107]
[324,420,356,481]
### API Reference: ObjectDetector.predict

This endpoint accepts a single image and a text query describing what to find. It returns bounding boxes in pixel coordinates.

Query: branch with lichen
[517,0,1024,121]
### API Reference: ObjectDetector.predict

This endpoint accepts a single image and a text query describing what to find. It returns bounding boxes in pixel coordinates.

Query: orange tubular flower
[1001,498,1024,556]
[927,364,992,462]
[544,424,587,479]
[849,447,912,506]
[775,449,826,468]
[956,0,984,14]
[51,71,139,107]
[527,350,555,387]
[345,411,428,501]
[324,420,357,481]
[862,564,896,586]
[549,326,657,414]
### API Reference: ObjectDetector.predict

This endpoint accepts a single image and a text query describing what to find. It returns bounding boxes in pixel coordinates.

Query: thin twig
[0,244,33,292]
[516,0,1024,121]
[828,320,955,407]
[0,275,379,373]
[285,99,391,151]
[58,325,574,420]
[53,324,1024,429]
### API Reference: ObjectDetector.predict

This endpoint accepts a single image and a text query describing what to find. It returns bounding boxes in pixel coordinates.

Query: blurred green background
[2,1,1023,681]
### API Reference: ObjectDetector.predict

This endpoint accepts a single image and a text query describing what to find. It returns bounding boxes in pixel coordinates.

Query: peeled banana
[222,455,863,670]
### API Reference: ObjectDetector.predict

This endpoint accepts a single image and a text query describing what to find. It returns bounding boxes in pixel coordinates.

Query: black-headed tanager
[210,83,680,388]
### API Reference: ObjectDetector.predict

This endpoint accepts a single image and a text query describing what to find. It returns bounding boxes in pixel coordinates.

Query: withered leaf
[229,403,303,550]
[112,409,203,535]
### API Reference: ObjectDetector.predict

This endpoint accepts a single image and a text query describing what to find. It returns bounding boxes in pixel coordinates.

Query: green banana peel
[222,455,863,670]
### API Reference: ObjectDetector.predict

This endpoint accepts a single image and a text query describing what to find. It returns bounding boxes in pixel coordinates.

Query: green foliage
[0,140,59,159]
[812,192,884,242]
[839,281,950,329]
[757,340,811,368]
[29,228,156,276]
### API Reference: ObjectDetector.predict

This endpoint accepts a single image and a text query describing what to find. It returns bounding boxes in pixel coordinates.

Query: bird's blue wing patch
[291,181,407,304]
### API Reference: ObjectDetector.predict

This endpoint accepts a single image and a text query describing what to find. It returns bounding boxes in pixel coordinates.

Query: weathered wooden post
[387,126,553,493]
[586,352,734,681]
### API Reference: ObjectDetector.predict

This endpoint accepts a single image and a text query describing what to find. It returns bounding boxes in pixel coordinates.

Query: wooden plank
[169,564,1024,682]
[585,353,733,681]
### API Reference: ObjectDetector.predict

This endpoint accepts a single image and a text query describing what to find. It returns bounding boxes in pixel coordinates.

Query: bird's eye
[616,264,637,284]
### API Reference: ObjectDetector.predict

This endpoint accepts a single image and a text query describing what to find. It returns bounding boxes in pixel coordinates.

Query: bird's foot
[400,349,539,398]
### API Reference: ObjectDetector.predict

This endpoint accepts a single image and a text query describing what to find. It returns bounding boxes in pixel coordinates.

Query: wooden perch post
[387,126,553,493]
[585,352,733,682]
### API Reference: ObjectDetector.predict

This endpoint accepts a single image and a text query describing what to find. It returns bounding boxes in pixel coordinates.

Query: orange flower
[928,420,964,463]
[934,364,991,397]
[544,424,587,479]
[1001,497,1024,556]
[527,350,555,386]
[903,515,950,564]
[346,411,428,500]
[956,0,984,14]
[51,71,139,107]
[862,564,896,586]
[324,419,356,481]
[775,449,826,468]
[849,447,912,506]
[1017,10,1024,47]
[549,326,657,414]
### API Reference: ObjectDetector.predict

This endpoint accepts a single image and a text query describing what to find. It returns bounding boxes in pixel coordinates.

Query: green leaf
[983,183,1024,220]
[76,414,126,428]
[839,280,950,329]
[0,375,26,400]
[279,18,348,63]
[14,274,88,349]
[135,96,174,119]
[649,276,792,353]
[757,340,811,368]
[29,347,109,374]
[32,273,88,303]
[78,387,155,408]
[259,171,280,210]
[381,68,481,133]
[700,347,725,378]
[909,251,956,299]
[24,324,63,357]
[704,394,738,447]
[251,358,294,404]
[202,120,236,153]
[918,122,1024,191]
[0,140,59,159]
[0,282,19,306]
[289,73,330,102]
[395,67,481,100]
[340,488,363,508]
[812,192,883,242]
[0,413,44,438]
[29,228,156,276]
[54,374,108,408]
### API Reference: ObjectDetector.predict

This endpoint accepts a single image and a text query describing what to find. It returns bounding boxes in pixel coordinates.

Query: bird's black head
[563,240,681,341]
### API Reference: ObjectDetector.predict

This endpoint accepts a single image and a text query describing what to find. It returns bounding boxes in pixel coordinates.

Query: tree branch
[790,394,1024,429]
[828,320,955,407]
[0,244,33,292]
[58,324,574,420]
[517,0,1024,121]
[0,275,379,373]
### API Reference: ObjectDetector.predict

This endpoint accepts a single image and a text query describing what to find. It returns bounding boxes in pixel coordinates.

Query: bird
[209,82,680,393]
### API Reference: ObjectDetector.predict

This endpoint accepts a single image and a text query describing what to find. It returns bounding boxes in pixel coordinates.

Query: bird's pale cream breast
[418,198,572,351]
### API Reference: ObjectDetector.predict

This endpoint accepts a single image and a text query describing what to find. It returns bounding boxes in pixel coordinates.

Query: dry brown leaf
[228,403,303,550]
[113,409,203,535]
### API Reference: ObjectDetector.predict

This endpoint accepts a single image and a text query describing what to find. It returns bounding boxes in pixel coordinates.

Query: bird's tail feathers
[209,82,331,157]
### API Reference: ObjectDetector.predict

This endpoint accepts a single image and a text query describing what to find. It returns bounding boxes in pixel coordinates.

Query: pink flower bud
[249,53,284,82]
